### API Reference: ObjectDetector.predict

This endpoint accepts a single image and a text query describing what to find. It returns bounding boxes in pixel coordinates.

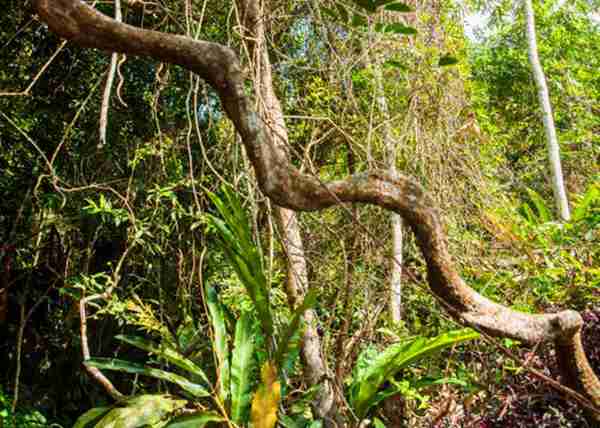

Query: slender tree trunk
[98,0,121,148]
[237,1,337,421]
[373,56,403,323]
[523,0,570,221]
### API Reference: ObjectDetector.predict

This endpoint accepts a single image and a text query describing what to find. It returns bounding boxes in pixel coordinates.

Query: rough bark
[237,0,337,421]
[523,0,571,221]
[35,0,600,415]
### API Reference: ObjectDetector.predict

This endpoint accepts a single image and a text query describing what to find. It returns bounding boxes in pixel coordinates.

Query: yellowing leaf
[250,362,280,428]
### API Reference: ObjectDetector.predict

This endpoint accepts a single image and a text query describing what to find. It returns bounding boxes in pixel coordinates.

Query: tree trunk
[237,0,337,421]
[523,0,570,221]
[372,41,403,324]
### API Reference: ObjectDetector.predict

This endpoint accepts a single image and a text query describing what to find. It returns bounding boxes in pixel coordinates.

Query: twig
[98,0,123,148]
[78,244,134,402]
[12,287,53,412]
[80,293,125,401]
[0,40,67,97]
[11,304,26,412]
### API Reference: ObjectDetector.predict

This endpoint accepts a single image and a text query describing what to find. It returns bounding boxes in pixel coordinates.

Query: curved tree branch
[35,0,600,414]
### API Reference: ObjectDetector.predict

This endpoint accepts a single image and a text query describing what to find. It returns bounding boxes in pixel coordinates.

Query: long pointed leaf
[163,412,225,428]
[351,329,479,417]
[205,284,231,405]
[73,407,111,428]
[526,188,551,223]
[274,289,318,368]
[231,252,273,337]
[115,334,211,385]
[85,358,210,398]
[230,311,256,424]
[573,184,599,222]
[94,395,186,428]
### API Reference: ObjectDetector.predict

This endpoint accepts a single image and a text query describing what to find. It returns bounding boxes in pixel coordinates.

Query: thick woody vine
[35,0,600,417]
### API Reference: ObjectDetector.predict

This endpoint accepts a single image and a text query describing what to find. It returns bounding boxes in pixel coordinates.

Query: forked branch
[35,0,600,415]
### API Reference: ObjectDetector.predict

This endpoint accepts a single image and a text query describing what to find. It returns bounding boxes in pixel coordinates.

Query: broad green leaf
[73,407,111,428]
[278,415,302,428]
[573,184,599,222]
[351,329,479,417]
[373,417,386,428]
[384,2,413,12]
[95,395,186,428]
[115,334,210,385]
[439,55,459,66]
[85,358,210,398]
[230,311,256,424]
[205,284,231,405]
[163,412,225,428]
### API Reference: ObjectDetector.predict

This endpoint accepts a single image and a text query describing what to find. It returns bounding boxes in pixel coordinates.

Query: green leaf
[572,184,599,222]
[375,23,417,35]
[519,202,537,224]
[95,395,186,428]
[73,407,111,428]
[350,329,479,417]
[438,55,459,66]
[351,0,377,13]
[384,2,413,12]
[230,311,256,424]
[163,412,225,428]
[205,284,231,405]
[373,417,387,428]
[208,190,274,339]
[352,0,397,12]
[115,335,211,385]
[383,59,407,70]
[278,415,302,428]
[526,188,552,223]
[351,14,368,27]
[231,252,272,337]
[85,358,210,398]
[274,289,318,368]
